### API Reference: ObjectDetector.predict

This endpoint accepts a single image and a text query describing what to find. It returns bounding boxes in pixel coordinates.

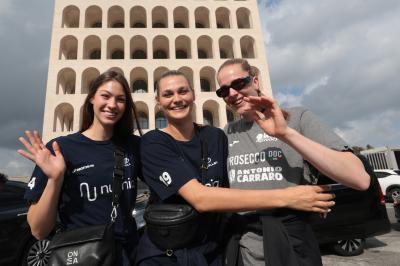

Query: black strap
[111,143,125,221]
[196,124,208,183]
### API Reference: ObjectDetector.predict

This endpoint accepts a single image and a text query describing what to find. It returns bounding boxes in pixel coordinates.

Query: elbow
[30,227,50,240]
[357,172,371,191]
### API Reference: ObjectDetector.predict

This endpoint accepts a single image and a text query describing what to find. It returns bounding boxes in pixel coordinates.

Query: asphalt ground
[322,204,400,266]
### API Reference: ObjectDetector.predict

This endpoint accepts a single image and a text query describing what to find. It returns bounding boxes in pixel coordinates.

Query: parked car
[310,155,391,256]
[374,169,400,201]
[0,179,50,266]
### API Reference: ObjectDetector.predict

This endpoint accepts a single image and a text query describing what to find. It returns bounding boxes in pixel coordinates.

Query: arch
[130,6,146,28]
[134,101,149,129]
[219,36,234,58]
[197,35,213,59]
[175,36,191,59]
[195,7,210,28]
[108,6,124,28]
[59,35,77,60]
[62,5,79,28]
[130,36,147,59]
[53,103,74,132]
[154,67,170,91]
[155,111,167,129]
[130,67,148,93]
[152,6,168,28]
[226,108,236,123]
[236,7,252,28]
[173,7,189,28]
[83,35,101,59]
[202,100,220,127]
[153,36,169,59]
[107,35,124,59]
[85,6,102,28]
[108,67,124,76]
[178,67,194,89]
[216,7,230,28]
[57,68,76,94]
[200,67,216,92]
[240,36,255,58]
[81,67,100,94]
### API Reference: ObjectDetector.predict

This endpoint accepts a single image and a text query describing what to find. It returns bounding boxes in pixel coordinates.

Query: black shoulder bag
[47,144,125,266]
[144,126,208,255]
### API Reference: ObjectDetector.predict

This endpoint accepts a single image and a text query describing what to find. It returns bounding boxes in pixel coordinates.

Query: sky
[0,0,399,177]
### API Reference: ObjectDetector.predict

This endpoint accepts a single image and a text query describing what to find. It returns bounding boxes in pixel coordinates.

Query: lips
[170,105,188,111]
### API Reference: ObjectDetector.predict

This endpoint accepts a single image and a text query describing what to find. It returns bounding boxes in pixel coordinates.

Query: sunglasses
[216,76,252,98]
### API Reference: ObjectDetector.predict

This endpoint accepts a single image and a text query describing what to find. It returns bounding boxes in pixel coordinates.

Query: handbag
[47,144,126,266]
[144,125,208,253]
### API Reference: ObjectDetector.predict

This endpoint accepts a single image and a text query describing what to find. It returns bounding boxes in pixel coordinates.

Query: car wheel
[331,238,365,256]
[389,187,400,202]
[21,238,51,266]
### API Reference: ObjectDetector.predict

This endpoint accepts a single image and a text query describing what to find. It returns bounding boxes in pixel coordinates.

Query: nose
[172,93,183,103]
[227,87,238,97]
[107,97,118,109]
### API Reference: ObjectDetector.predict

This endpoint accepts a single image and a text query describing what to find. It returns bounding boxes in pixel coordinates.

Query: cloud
[259,0,400,147]
[0,147,34,177]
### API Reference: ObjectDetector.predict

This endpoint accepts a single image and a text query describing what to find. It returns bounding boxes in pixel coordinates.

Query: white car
[374,169,400,201]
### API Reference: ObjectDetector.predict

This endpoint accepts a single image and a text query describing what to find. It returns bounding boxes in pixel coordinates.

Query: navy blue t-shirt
[137,125,228,263]
[24,132,142,242]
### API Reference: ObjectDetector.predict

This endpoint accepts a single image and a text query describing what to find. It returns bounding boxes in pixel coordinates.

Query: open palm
[18,130,66,180]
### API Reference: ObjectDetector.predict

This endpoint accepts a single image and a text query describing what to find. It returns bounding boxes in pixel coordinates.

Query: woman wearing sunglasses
[216,58,371,266]
[136,70,336,266]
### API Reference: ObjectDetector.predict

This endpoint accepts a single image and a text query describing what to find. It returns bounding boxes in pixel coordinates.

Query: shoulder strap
[111,143,125,222]
[196,124,208,184]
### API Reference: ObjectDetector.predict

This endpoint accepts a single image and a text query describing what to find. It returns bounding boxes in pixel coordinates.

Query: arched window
[201,79,211,92]
[155,112,167,129]
[108,6,124,28]
[132,50,146,59]
[174,7,189,28]
[203,110,213,126]
[62,6,79,28]
[153,36,169,59]
[111,50,124,59]
[131,6,146,28]
[216,8,230,29]
[195,7,210,28]
[132,80,148,93]
[152,7,168,28]
[137,112,149,129]
[85,6,102,28]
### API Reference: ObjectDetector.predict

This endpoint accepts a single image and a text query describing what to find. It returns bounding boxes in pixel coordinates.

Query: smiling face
[157,74,194,125]
[90,80,126,129]
[217,63,259,116]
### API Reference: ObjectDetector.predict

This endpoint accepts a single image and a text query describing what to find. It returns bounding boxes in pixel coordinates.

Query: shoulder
[141,129,164,144]
[224,118,248,134]
[45,132,81,150]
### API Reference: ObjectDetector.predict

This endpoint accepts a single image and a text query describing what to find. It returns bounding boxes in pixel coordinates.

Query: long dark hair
[80,70,142,137]
[217,58,289,120]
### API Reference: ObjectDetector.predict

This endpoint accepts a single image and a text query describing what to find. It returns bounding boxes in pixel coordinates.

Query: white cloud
[258,0,400,147]
[0,147,34,178]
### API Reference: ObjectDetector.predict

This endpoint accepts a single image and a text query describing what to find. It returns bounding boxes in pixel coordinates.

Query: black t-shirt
[138,125,228,262]
[24,132,142,241]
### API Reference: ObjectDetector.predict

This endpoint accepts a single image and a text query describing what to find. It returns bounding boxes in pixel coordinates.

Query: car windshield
[395,170,400,175]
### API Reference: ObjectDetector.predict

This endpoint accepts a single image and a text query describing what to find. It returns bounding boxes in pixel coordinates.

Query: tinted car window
[394,170,400,175]
[374,172,390,178]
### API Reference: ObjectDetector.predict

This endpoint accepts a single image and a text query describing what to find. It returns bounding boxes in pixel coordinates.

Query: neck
[163,119,195,141]
[82,122,114,141]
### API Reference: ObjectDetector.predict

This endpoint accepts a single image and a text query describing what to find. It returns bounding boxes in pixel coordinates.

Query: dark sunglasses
[216,76,252,98]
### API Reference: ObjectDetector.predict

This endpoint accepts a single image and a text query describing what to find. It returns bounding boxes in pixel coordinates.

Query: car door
[0,181,30,265]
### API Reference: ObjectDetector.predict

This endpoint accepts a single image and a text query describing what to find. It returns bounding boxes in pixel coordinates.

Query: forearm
[181,183,287,212]
[281,128,370,190]
[28,179,63,240]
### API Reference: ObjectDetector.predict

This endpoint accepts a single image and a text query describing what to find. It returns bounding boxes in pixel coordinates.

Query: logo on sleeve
[159,172,172,187]
[124,157,132,167]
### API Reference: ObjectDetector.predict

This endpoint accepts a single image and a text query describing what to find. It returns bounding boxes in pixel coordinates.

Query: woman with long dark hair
[18,70,142,265]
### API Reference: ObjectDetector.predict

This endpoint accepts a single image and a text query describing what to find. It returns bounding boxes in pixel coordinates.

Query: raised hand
[18,130,66,181]
[283,185,335,214]
[244,95,288,138]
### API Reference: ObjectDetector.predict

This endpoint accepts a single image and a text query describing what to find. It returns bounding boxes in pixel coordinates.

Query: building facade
[42,0,272,141]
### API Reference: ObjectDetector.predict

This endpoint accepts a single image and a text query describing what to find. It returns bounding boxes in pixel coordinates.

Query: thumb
[52,141,63,157]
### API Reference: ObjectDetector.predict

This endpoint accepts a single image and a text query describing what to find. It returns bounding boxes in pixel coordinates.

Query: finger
[33,130,44,146]
[17,149,35,162]
[52,141,63,158]
[312,207,332,214]
[26,130,41,150]
[316,193,336,201]
[314,200,335,208]
[19,137,35,153]
[313,185,331,193]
